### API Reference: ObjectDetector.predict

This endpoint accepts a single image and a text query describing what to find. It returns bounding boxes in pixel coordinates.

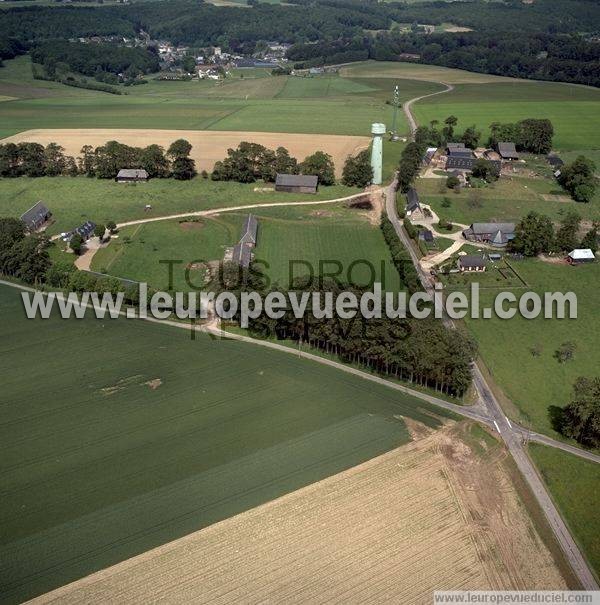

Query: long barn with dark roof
[20,202,52,232]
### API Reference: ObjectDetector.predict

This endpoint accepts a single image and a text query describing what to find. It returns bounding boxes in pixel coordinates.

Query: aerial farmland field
[0,283,454,603]
[91,204,402,291]
[28,423,575,603]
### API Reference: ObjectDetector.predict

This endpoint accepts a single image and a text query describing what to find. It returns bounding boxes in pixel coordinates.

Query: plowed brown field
[0,129,370,177]
[29,422,568,604]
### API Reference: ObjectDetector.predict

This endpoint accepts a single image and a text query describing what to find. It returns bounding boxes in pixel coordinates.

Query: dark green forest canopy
[2,0,599,46]
[0,0,599,85]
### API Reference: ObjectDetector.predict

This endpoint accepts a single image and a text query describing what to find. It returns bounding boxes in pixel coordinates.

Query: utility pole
[390,85,401,141]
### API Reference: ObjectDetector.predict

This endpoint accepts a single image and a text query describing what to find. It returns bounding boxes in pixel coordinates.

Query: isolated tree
[511,211,555,256]
[554,341,577,364]
[446,175,460,189]
[580,224,599,253]
[471,158,499,181]
[43,143,67,176]
[300,151,335,186]
[558,155,596,203]
[342,150,373,188]
[172,156,197,180]
[517,118,554,154]
[106,220,117,234]
[167,138,193,159]
[555,211,581,251]
[69,233,84,255]
[79,144,96,176]
[139,144,170,178]
[442,115,458,142]
[460,125,481,149]
[167,138,196,180]
[561,376,600,448]
[94,224,106,241]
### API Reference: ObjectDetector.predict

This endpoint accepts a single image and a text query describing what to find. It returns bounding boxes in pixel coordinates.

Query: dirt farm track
[0,129,370,176]
[30,422,569,604]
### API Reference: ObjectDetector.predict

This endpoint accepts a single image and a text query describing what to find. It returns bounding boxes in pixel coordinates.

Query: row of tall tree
[558,155,597,203]
[511,210,598,256]
[416,116,554,155]
[559,376,600,448]
[211,142,337,185]
[0,139,197,180]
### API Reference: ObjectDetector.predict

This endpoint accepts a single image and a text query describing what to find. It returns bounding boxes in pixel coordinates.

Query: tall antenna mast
[390,85,400,142]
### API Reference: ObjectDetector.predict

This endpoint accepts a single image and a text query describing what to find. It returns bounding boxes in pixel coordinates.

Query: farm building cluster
[224,214,259,269]
[423,141,518,183]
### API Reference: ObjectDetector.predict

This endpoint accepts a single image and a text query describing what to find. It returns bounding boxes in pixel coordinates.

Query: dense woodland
[0,0,598,86]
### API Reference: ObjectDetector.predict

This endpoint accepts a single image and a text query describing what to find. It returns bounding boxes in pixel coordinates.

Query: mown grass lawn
[414,82,600,151]
[91,205,402,292]
[529,444,600,581]
[459,259,600,439]
[0,176,358,236]
[0,283,450,603]
[417,177,600,224]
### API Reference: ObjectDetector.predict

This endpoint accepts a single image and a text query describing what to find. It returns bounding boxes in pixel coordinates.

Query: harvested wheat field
[29,422,570,604]
[0,129,370,177]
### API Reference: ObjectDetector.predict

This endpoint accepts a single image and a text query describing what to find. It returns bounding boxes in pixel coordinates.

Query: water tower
[370,122,386,185]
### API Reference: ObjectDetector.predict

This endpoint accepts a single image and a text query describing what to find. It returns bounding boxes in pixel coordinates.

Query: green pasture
[417,177,600,225]
[529,444,600,580]
[0,56,429,138]
[414,82,600,151]
[91,204,402,291]
[460,258,600,439]
[0,176,357,236]
[0,283,451,603]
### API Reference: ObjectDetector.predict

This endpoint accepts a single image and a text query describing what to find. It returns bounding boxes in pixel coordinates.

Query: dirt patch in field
[309,209,334,218]
[32,422,569,604]
[542,194,573,203]
[144,379,162,390]
[539,254,567,265]
[99,375,145,396]
[179,220,205,231]
[1,129,369,178]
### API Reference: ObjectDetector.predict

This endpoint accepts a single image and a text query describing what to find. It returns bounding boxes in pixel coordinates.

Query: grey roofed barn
[232,243,253,268]
[470,222,516,236]
[446,157,502,173]
[497,142,519,160]
[20,201,52,231]
[275,174,319,194]
[239,214,258,246]
[459,255,487,269]
[116,168,149,182]
[448,149,473,160]
[406,187,420,212]
[446,142,465,152]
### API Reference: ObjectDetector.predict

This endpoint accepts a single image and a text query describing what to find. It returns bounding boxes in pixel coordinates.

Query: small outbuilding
[231,243,253,269]
[497,142,519,160]
[116,169,149,183]
[405,187,422,217]
[275,174,319,194]
[459,255,487,272]
[418,229,434,243]
[239,214,258,246]
[20,201,52,232]
[567,249,595,264]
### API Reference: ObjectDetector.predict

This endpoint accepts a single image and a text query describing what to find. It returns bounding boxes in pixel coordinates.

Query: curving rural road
[7,81,598,592]
[403,82,454,138]
[392,90,599,589]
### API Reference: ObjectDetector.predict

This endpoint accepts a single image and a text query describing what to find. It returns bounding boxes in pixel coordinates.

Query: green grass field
[91,204,402,291]
[529,444,600,580]
[417,177,600,225]
[0,283,452,603]
[459,259,600,439]
[0,56,437,138]
[0,176,357,236]
[414,81,600,152]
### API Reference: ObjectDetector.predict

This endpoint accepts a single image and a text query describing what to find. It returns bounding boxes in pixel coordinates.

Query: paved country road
[388,89,599,588]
